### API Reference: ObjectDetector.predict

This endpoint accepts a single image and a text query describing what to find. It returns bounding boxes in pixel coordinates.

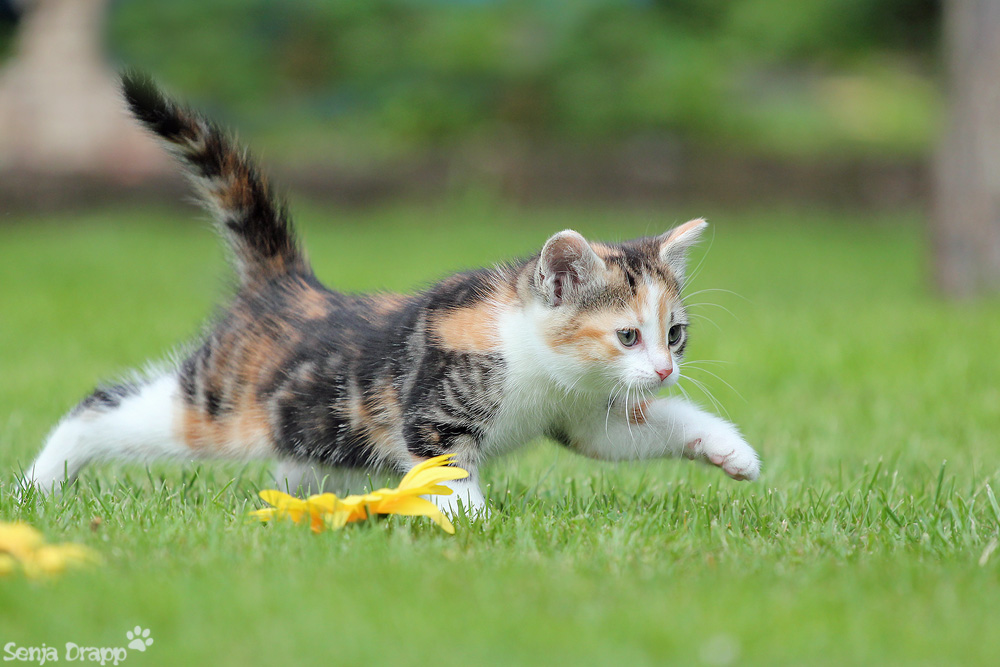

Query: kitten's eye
[668,324,685,346]
[616,329,640,347]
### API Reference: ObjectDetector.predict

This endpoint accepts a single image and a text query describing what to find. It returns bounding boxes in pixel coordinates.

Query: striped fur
[122,71,307,286]
[22,75,760,510]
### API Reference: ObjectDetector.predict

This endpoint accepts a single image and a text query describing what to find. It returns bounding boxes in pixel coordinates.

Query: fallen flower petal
[0,522,100,578]
[0,522,45,562]
[25,543,102,578]
[252,455,469,533]
[369,495,456,535]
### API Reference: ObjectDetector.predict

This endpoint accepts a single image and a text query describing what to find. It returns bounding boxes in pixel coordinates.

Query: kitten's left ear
[658,218,708,282]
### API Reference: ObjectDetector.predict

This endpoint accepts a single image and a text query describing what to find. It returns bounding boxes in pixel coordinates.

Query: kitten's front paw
[685,430,761,481]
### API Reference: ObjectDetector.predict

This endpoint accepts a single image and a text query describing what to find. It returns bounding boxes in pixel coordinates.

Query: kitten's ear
[536,230,605,306]
[658,218,708,282]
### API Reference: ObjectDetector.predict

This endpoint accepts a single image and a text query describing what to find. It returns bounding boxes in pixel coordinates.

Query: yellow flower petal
[0,554,17,576]
[324,510,353,530]
[250,508,278,522]
[259,490,306,510]
[0,522,45,561]
[342,493,379,506]
[372,495,455,534]
[30,544,101,575]
[401,466,470,494]
[17,542,100,579]
[257,490,315,523]
[303,493,341,512]
[398,454,458,487]
[412,483,455,496]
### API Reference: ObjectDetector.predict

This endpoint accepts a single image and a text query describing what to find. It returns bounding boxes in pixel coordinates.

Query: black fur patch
[121,71,189,142]
[544,425,575,450]
[74,382,143,415]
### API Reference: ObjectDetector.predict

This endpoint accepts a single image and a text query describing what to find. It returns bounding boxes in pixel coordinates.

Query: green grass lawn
[2,200,999,665]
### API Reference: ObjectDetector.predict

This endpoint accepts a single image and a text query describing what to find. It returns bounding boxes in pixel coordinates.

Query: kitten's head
[529,218,707,396]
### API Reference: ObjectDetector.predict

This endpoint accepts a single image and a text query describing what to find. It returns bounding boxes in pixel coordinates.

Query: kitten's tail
[121,71,310,286]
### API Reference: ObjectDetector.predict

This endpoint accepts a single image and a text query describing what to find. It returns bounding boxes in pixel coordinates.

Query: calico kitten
[21,73,761,515]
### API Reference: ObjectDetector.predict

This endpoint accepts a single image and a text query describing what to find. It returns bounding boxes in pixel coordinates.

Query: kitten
[21,72,760,515]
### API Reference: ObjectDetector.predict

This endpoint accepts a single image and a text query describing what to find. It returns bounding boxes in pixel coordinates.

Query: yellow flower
[0,522,100,578]
[0,554,17,576]
[0,522,44,561]
[24,544,101,578]
[253,454,469,534]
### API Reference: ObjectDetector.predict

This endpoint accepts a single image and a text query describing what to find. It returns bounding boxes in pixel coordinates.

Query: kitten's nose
[656,367,673,381]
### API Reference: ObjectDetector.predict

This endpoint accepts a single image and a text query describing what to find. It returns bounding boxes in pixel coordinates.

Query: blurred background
[0,3,953,226]
[0,0,942,205]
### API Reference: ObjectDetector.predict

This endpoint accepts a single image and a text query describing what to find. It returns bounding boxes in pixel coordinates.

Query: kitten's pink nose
[656,367,673,381]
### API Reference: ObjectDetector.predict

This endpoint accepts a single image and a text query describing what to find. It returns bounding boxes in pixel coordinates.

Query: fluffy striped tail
[121,71,310,286]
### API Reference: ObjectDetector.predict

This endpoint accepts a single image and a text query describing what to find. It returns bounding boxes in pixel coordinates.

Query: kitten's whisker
[636,387,652,424]
[682,359,733,367]
[605,381,625,441]
[685,301,741,322]
[682,365,747,404]
[623,383,633,441]
[683,375,730,420]
[687,312,722,332]
[683,287,750,303]
[623,383,641,454]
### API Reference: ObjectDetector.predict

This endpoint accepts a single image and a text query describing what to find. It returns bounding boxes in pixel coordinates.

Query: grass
[2,200,1000,665]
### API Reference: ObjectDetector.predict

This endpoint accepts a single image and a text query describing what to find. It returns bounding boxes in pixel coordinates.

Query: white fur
[617,279,676,389]
[567,396,760,480]
[22,374,187,493]
[429,477,489,518]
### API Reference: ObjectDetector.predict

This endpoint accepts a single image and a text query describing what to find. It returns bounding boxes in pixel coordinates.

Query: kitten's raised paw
[686,433,761,481]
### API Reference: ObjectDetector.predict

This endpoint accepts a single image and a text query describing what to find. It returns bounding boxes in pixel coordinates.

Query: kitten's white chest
[482,307,598,455]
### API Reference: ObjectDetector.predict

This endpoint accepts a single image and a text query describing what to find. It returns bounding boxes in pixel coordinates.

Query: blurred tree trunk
[0,0,165,178]
[933,0,1000,297]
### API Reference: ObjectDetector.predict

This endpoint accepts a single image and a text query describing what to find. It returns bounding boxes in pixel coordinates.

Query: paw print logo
[126,626,153,652]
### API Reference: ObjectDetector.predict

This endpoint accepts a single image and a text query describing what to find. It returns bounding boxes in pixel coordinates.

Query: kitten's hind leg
[22,374,187,494]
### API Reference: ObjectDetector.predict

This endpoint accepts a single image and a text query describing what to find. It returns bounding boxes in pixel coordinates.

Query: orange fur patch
[369,294,407,315]
[177,307,300,453]
[217,164,251,210]
[549,311,623,362]
[590,243,616,260]
[288,279,330,319]
[432,302,502,353]
[232,394,272,445]
[178,406,226,451]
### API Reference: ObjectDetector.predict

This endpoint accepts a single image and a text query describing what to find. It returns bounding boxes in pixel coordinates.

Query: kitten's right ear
[536,230,604,307]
